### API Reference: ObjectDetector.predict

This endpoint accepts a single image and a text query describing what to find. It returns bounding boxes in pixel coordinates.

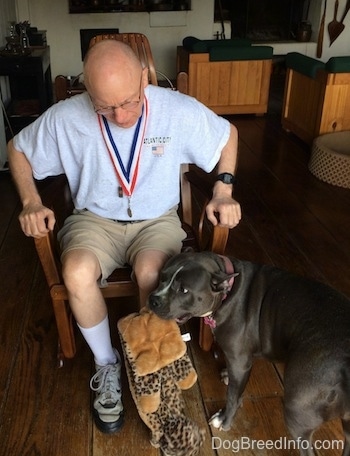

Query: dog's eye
[180,285,189,294]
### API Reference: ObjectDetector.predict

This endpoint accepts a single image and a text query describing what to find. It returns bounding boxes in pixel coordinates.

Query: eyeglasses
[92,74,143,116]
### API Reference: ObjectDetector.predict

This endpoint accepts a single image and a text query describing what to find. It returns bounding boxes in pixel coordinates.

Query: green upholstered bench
[182,36,252,53]
[326,56,350,73]
[285,52,325,79]
[177,37,273,115]
[282,52,350,144]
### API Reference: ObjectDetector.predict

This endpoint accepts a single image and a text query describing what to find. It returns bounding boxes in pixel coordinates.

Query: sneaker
[90,349,124,433]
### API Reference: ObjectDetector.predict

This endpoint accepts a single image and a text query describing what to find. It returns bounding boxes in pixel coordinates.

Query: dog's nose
[148,294,162,309]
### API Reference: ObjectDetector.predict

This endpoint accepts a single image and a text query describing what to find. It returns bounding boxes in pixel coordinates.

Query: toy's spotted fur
[118,309,205,455]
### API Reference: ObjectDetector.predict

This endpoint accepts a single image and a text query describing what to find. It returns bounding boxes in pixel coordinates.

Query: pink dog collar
[203,255,235,329]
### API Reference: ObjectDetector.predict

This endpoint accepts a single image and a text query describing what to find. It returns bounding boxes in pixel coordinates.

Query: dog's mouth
[175,314,192,324]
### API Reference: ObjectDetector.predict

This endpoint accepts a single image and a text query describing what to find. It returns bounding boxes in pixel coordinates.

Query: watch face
[217,173,234,184]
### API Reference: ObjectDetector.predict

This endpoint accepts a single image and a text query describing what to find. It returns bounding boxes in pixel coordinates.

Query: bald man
[8,40,241,434]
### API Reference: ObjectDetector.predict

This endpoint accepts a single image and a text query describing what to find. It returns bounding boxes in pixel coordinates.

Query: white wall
[16,0,216,80]
[2,0,348,168]
[309,0,350,62]
[15,0,350,81]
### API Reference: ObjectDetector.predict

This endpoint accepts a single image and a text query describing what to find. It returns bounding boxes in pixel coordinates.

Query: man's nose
[111,106,129,123]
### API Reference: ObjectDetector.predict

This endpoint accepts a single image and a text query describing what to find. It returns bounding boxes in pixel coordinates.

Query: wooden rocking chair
[34,33,228,363]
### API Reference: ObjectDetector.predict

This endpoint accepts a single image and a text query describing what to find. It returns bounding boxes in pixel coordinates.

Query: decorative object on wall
[317,0,327,57]
[328,0,350,45]
[296,20,312,41]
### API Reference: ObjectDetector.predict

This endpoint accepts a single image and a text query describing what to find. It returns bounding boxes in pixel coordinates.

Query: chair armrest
[176,71,188,94]
[183,168,229,255]
[34,232,62,288]
[184,167,230,352]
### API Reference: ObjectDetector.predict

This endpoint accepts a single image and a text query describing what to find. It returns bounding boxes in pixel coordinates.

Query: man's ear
[211,271,239,293]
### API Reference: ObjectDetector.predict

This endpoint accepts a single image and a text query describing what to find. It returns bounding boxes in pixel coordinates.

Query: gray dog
[148,250,350,456]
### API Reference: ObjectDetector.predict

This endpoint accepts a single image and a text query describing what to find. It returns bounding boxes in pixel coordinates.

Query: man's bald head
[83,40,143,95]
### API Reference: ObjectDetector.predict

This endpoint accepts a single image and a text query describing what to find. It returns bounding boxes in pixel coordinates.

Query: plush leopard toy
[117,308,205,456]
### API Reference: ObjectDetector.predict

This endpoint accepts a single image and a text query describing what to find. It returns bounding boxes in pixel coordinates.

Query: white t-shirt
[14,85,231,220]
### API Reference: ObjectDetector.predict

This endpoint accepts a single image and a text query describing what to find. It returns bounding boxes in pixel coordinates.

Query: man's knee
[134,250,169,290]
[62,249,101,290]
[134,263,159,290]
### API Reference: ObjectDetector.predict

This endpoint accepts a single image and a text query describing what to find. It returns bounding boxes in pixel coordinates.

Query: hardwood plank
[0,217,39,406]
[92,387,160,456]
[94,304,212,455]
[182,381,222,456]
[0,265,92,455]
[210,397,300,456]
[0,173,19,245]
[313,421,344,456]
[93,299,161,454]
[232,129,350,295]
[189,328,284,405]
[1,89,350,455]
[236,116,350,254]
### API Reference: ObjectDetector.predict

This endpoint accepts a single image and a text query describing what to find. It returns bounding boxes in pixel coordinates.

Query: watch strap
[215,173,236,185]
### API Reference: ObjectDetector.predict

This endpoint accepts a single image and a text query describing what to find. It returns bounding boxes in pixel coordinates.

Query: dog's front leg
[210,356,252,431]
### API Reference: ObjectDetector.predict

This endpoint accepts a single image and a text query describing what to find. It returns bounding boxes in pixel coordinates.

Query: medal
[127,198,132,218]
[98,98,148,218]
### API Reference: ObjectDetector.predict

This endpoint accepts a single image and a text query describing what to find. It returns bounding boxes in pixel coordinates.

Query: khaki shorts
[57,207,186,285]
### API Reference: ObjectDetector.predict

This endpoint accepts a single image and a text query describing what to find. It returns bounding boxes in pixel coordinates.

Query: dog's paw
[209,410,231,431]
[220,368,229,386]
[209,411,224,429]
[209,410,234,432]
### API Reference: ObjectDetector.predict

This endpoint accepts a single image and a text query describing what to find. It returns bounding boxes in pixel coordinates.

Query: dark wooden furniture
[0,47,53,134]
[35,33,228,363]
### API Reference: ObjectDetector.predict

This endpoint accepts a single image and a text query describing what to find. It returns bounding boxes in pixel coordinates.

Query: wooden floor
[1,78,350,455]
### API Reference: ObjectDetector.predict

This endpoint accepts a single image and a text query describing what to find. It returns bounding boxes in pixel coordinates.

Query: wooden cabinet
[177,46,273,115]
[0,47,53,135]
[282,68,350,145]
[69,0,190,14]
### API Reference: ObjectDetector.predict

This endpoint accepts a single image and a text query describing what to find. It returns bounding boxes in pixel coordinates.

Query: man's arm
[7,139,55,238]
[206,124,241,228]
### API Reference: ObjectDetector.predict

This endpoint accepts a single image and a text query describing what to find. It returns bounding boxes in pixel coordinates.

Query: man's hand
[206,195,241,228]
[19,203,56,238]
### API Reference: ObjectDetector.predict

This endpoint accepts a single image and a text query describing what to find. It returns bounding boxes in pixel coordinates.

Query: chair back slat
[89,33,158,85]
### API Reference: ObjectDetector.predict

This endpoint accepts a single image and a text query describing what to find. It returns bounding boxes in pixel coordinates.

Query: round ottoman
[309,131,350,189]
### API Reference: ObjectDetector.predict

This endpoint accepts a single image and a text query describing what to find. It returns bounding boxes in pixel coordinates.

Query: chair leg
[51,298,76,359]
[57,339,65,368]
[199,319,214,351]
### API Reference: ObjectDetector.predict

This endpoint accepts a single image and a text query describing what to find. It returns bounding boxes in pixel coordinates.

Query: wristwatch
[215,173,236,185]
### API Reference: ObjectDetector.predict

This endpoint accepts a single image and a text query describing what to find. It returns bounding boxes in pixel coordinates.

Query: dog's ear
[182,247,194,253]
[211,271,239,293]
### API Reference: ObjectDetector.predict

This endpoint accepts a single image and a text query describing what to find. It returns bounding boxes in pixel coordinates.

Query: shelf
[0,47,52,134]
[8,99,41,117]
[68,1,190,13]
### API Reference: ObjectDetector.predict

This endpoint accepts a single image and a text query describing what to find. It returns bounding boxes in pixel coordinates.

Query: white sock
[77,315,117,367]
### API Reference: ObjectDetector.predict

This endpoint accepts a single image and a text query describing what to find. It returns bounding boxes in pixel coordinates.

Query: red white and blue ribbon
[98,96,149,199]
